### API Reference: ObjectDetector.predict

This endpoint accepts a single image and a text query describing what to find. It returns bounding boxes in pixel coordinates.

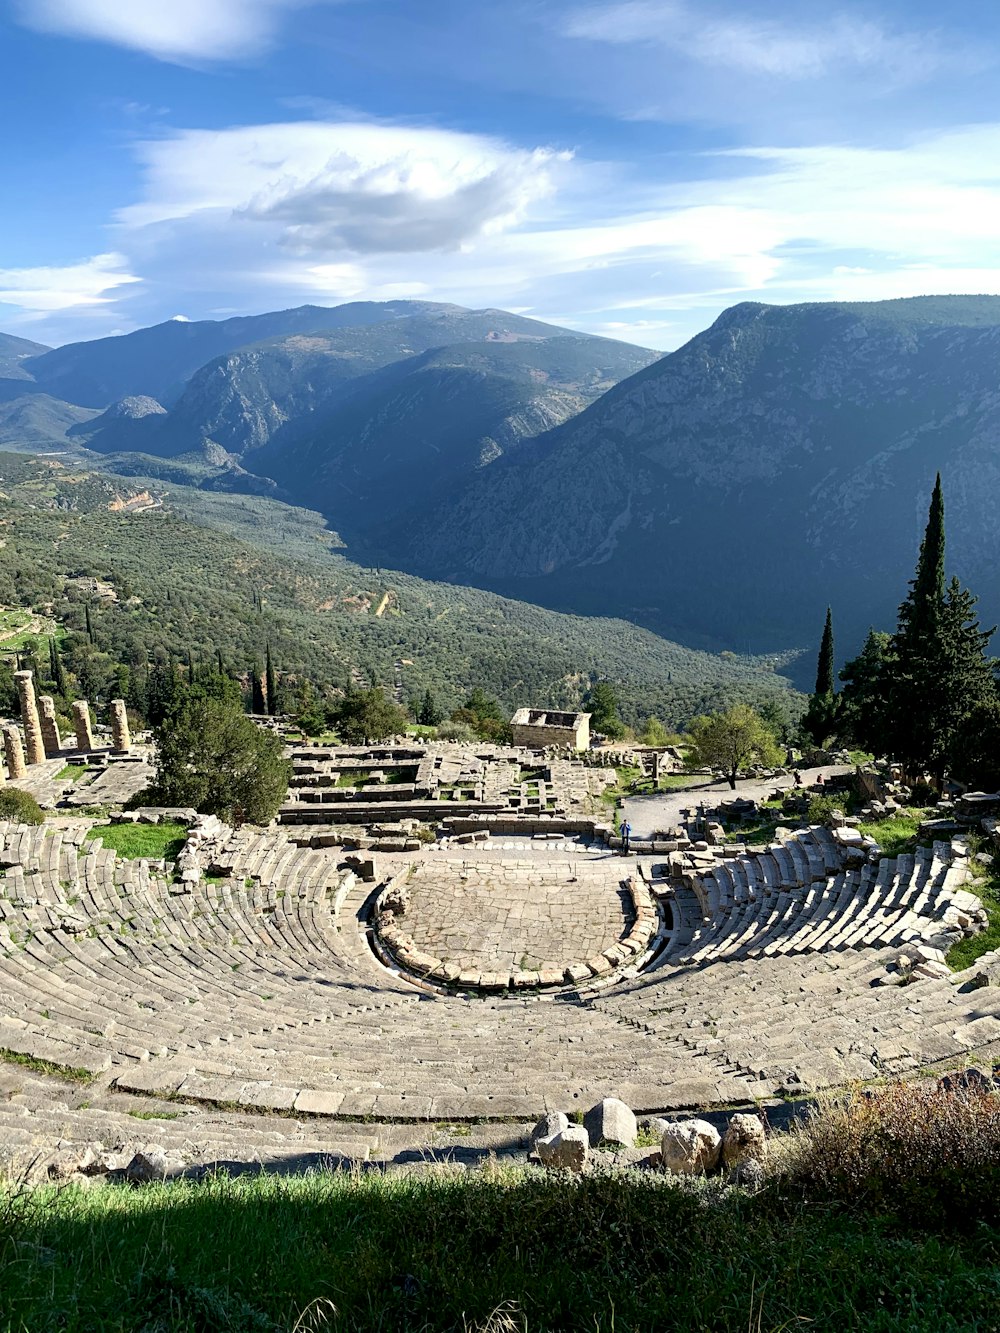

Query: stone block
[722,1114,768,1170]
[294,1089,345,1116]
[529,1110,569,1148]
[584,1097,637,1148]
[535,1125,589,1172]
[660,1119,722,1174]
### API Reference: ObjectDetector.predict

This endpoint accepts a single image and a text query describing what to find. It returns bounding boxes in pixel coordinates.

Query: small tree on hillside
[685,704,781,789]
[334,687,409,743]
[587,681,625,739]
[417,689,442,727]
[151,694,290,825]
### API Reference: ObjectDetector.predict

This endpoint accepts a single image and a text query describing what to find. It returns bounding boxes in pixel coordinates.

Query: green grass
[857,811,925,858]
[947,862,1000,971]
[126,1109,181,1121]
[86,821,189,862]
[2,1166,998,1332]
[0,1048,94,1083]
[55,764,87,782]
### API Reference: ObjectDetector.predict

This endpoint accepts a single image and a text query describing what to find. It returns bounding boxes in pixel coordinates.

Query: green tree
[452,689,511,742]
[885,477,997,780]
[334,687,409,743]
[265,643,277,717]
[417,689,442,727]
[802,606,839,746]
[950,698,1000,791]
[587,681,625,739]
[150,694,290,824]
[250,666,266,715]
[685,704,781,789]
[838,629,892,754]
[641,716,671,747]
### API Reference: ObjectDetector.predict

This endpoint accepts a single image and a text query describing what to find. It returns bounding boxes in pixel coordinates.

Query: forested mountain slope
[398,296,1000,658]
[0,452,798,728]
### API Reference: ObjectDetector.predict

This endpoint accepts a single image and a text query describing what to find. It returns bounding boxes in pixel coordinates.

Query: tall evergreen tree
[884,478,997,780]
[216,648,225,678]
[417,689,442,727]
[838,629,892,754]
[265,643,277,717]
[803,607,838,744]
[251,666,266,715]
[814,607,835,696]
[84,603,94,644]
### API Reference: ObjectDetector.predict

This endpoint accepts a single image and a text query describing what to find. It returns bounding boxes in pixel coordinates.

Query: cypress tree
[265,643,276,717]
[885,477,997,780]
[216,648,225,678]
[251,666,266,715]
[49,637,68,697]
[84,603,94,644]
[802,607,837,745]
[814,607,835,697]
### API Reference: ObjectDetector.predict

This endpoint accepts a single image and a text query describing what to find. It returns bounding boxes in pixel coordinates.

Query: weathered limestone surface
[15,671,44,766]
[110,699,131,753]
[3,727,25,779]
[72,701,95,751]
[722,1114,768,1170]
[584,1097,637,1148]
[660,1119,722,1174]
[536,1125,589,1172]
[39,696,62,758]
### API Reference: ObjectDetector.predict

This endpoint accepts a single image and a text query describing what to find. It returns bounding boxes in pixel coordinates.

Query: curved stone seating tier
[0,821,998,1120]
[372,861,658,992]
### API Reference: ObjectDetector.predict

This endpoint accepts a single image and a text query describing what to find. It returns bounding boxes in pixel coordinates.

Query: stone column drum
[3,726,26,780]
[110,699,131,753]
[39,696,62,758]
[15,671,45,766]
[72,700,95,751]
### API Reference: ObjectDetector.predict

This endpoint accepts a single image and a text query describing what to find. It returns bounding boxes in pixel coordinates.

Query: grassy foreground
[2,1163,999,1333]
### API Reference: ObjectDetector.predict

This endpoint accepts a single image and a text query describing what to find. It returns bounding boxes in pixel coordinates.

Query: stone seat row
[665,835,972,966]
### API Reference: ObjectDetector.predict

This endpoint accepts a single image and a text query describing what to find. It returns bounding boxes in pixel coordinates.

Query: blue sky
[3,0,1000,349]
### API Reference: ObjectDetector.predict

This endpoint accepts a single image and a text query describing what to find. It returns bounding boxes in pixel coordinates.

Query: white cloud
[566,2,968,82]
[0,253,140,314]
[15,0,324,63]
[119,121,569,253]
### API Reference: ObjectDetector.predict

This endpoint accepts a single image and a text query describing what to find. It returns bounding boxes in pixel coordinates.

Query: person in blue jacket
[620,819,631,854]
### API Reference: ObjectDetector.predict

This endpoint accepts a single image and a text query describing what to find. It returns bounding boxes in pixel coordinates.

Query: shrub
[778,1081,1000,1227]
[0,788,45,825]
[806,793,842,824]
[437,721,476,742]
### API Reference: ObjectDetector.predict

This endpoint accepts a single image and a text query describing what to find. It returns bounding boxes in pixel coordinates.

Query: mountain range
[6,294,1000,672]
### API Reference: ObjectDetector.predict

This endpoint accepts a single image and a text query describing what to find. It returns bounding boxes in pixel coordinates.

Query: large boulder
[535,1125,589,1172]
[584,1098,637,1148]
[660,1119,722,1175]
[722,1114,768,1171]
[529,1111,569,1149]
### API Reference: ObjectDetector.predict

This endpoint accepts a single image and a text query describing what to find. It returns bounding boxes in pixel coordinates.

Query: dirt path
[624,765,855,838]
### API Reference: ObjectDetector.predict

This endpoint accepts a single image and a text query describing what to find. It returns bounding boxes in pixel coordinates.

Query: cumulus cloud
[21,118,1000,350]
[566,1,970,82]
[119,122,568,254]
[15,0,324,63]
[0,252,140,315]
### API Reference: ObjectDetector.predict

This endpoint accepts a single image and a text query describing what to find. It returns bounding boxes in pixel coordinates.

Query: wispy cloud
[0,253,140,317]
[14,0,330,64]
[566,1,974,82]
[119,121,569,253]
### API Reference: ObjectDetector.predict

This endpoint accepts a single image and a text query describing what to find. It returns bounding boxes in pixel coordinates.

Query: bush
[437,721,476,742]
[806,793,842,824]
[0,787,45,825]
[778,1082,1000,1227]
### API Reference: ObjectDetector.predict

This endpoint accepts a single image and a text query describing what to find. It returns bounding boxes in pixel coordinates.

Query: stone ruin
[0,718,999,1175]
[510,707,591,751]
[0,671,148,808]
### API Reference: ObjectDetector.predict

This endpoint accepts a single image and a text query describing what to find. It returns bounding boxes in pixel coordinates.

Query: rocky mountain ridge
[394,296,1000,661]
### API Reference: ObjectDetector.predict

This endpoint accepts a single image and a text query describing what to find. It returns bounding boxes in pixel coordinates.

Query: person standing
[620,819,631,854]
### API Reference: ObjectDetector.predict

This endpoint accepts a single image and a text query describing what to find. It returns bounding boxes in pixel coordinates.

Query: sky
[3,0,1000,349]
